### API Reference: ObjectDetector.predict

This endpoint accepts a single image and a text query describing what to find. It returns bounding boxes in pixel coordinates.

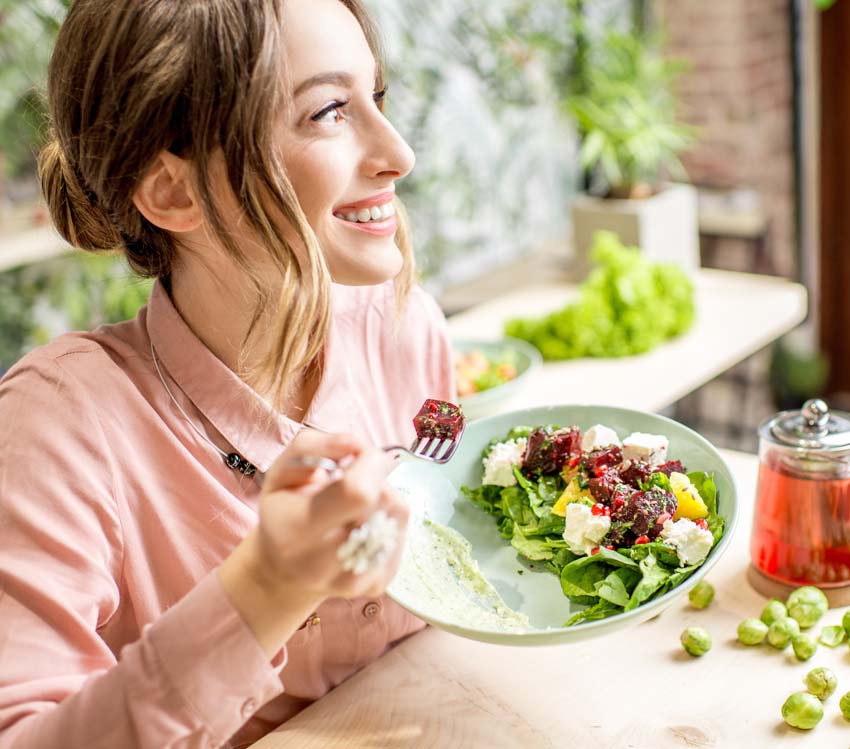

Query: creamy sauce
[393,504,531,632]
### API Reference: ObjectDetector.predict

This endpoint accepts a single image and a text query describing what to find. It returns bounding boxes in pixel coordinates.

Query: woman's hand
[218,430,409,657]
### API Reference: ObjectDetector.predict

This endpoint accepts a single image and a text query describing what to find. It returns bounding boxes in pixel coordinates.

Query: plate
[453,337,542,420]
[387,404,738,646]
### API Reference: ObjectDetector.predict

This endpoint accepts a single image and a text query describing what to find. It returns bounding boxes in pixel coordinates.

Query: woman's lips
[334,191,396,213]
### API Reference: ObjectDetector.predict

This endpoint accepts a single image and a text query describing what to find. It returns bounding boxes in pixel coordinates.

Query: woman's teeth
[336,202,396,223]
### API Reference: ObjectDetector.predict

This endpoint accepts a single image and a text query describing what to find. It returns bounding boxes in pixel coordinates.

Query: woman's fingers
[263,430,364,493]
[308,447,396,530]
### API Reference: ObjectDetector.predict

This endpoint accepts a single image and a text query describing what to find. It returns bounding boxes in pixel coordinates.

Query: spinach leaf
[564,599,621,626]
[641,471,673,492]
[460,484,503,516]
[559,548,638,601]
[595,567,641,607]
[500,485,536,527]
[625,550,671,611]
[628,541,680,568]
[510,526,554,561]
[544,547,580,575]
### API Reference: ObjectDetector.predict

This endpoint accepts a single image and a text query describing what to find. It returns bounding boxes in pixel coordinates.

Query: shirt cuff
[146,570,287,744]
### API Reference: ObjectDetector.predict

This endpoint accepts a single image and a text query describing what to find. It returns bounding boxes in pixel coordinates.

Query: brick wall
[661,0,797,278]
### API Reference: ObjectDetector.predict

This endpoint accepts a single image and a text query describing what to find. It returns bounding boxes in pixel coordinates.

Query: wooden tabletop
[447,269,808,414]
[252,450,850,749]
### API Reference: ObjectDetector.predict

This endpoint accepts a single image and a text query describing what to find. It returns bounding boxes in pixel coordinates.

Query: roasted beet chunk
[588,468,622,503]
[522,426,581,474]
[619,460,654,489]
[604,488,678,547]
[581,446,623,477]
[413,399,464,440]
[655,460,685,476]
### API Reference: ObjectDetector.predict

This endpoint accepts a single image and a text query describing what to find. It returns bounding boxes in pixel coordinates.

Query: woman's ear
[132,151,203,233]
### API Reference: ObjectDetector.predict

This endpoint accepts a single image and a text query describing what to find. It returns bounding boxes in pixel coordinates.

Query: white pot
[570,182,700,277]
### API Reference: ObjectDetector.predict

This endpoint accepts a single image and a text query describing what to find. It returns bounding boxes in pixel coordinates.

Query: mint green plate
[387,404,738,646]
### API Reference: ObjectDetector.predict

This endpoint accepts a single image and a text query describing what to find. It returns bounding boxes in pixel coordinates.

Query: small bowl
[453,337,542,421]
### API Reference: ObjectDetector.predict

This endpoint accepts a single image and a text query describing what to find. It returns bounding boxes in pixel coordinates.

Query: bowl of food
[387,404,738,646]
[453,338,542,420]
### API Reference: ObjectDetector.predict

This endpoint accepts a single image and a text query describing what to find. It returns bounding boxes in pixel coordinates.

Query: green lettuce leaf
[624,550,671,611]
[510,525,554,561]
[688,471,724,543]
[564,599,621,627]
[595,567,641,607]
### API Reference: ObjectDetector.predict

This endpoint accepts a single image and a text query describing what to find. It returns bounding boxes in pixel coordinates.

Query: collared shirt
[0,279,455,749]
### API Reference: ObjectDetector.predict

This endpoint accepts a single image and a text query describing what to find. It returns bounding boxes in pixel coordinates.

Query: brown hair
[38,0,414,410]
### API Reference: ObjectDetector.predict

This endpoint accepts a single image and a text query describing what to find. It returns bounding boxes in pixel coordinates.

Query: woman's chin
[326,248,404,286]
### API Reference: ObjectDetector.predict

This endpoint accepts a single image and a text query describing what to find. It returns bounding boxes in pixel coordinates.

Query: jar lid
[762,399,850,451]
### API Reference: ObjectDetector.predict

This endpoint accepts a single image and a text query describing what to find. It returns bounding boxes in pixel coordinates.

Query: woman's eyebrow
[293,71,354,97]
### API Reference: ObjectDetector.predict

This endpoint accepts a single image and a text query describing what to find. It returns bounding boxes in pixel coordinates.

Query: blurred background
[0,0,847,453]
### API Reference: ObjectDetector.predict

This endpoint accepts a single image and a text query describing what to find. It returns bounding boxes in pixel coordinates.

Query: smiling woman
[0,1,455,748]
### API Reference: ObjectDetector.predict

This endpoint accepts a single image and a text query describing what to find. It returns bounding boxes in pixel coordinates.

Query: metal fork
[255,421,465,486]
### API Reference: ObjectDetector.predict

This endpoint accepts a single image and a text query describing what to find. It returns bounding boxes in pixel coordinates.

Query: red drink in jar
[752,399,850,588]
[751,457,850,586]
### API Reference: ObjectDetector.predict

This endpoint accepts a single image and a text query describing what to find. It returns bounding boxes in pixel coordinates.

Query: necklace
[150,340,261,481]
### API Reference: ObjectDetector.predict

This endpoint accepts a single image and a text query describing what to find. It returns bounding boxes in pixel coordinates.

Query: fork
[254,420,465,487]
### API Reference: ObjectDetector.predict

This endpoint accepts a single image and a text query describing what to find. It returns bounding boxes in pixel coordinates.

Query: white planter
[570,182,700,277]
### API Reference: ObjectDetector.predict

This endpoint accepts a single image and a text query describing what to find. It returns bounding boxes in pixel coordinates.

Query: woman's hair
[39,0,415,410]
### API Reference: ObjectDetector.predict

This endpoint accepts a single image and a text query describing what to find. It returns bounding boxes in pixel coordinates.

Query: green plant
[768,335,829,411]
[0,253,152,372]
[504,230,695,360]
[0,1,70,178]
[565,30,696,196]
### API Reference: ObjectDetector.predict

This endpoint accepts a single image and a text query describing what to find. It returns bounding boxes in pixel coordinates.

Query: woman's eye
[311,101,347,124]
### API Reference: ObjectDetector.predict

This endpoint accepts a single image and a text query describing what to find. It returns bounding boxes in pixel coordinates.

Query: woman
[0,0,455,747]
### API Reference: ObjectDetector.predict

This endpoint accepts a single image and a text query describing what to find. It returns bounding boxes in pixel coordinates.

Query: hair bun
[38,138,122,252]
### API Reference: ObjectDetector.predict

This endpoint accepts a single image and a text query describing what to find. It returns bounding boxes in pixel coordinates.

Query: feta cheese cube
[563,503,611,556]
[580,424,622,452]
[622,432,669,466]
[482,438,527,487]
[660,518,714,566]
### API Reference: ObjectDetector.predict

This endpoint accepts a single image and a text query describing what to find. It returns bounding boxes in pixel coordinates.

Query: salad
[461,423,724,626]
[455,349,518,398]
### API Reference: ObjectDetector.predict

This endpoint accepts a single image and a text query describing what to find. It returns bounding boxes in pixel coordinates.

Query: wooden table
[252,450,850,748]
[447,269,808,414]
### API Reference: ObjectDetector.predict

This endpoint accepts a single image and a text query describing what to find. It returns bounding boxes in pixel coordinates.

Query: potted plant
[566,29,699,276]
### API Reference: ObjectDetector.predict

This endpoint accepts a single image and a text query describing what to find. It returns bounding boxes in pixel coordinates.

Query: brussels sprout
[791,634,818,661]
[818,625,846,648]
[737,618,768,646]
[688,580,715,609]
[767,617,800,649]
[787,586,828,629]
[781,691,824,730]
[760,598,787,626]
[680,626,711,656]
[804,667,837,700]
[842,610,850,637]
[839,691,850,721]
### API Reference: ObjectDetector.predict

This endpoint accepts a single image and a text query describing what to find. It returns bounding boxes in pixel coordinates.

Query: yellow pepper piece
[552,478,592,517]
[670,472,708,520]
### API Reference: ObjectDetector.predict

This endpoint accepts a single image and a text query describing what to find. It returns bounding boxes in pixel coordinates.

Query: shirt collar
[145,279,304,473]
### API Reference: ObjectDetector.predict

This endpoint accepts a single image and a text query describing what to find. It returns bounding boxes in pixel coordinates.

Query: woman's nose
[361,113,416,181]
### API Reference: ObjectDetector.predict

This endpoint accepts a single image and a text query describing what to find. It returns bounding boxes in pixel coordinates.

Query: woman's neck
[167,261,319,422]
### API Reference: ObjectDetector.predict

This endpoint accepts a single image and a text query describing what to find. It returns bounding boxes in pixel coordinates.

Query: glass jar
[751,399,850,587]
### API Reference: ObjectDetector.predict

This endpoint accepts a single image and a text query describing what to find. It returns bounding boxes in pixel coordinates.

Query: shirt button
[362,601,381,619]
[241,698,257,719]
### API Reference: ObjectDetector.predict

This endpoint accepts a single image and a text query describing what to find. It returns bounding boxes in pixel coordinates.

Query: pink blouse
[0,279,455,749]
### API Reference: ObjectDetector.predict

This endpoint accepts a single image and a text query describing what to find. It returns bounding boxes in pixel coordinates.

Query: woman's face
[279,0,416,286]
